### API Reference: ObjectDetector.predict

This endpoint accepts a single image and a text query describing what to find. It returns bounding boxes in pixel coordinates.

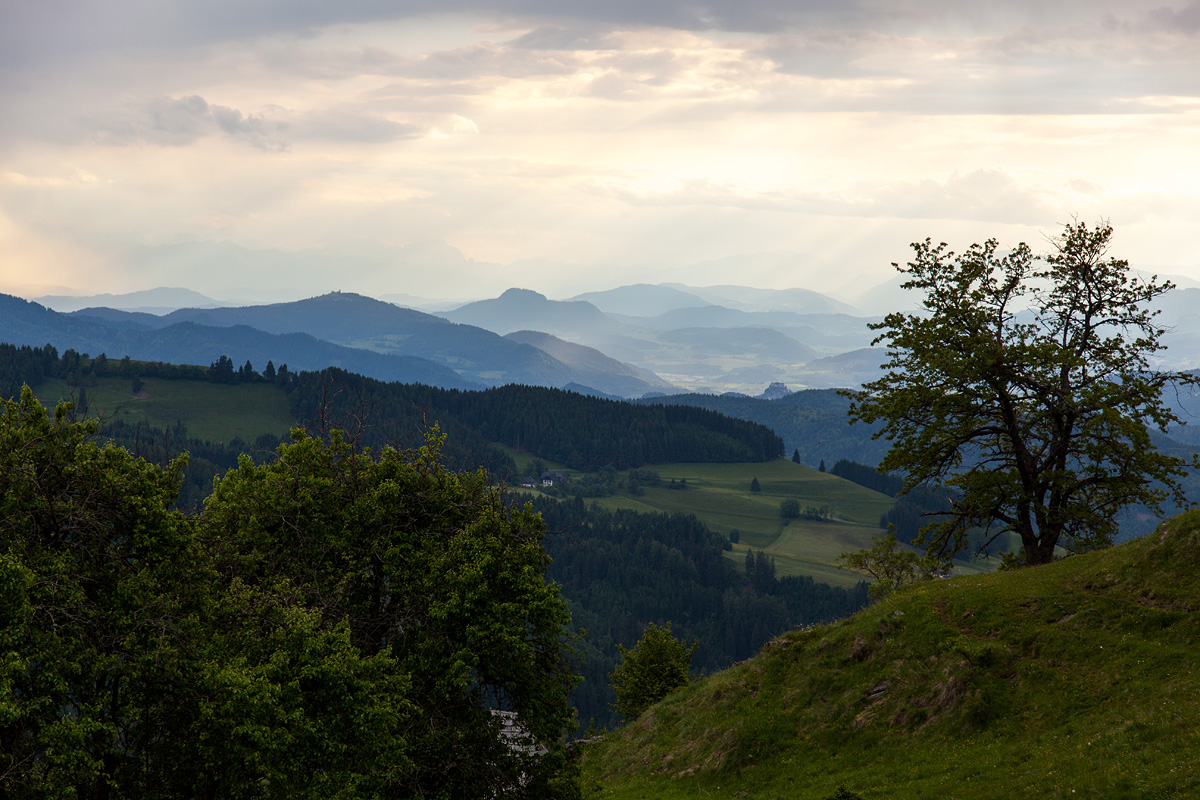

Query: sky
[2,0,1199,303]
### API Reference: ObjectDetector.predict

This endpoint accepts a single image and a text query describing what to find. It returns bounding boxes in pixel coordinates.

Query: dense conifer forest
[534,496,868,729]
[285,369,784,470]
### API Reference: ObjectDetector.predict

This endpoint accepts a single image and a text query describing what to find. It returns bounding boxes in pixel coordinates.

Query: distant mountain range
[503,330,676,396]
[571,284,711,317]
[36,287,226,314]
[1,294,476,388]
[2,292,678,397]
[11,278,1200,397]
[443,289,615,338]
[658,283,858,315]
[435,285,880,391]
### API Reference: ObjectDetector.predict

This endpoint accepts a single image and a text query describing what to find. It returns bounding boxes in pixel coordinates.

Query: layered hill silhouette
[441,287,618,337]
[33,280,1200,398]
[436,286,866,391]
[659,282,859,315]
[0,294,476,388]
[41,292,675,396]
[570,283,712,317]
[36,287,224,314]
[503,329,676,396]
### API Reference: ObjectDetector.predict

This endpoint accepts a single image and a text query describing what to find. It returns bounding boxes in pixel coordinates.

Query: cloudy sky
[2,0,1199,302]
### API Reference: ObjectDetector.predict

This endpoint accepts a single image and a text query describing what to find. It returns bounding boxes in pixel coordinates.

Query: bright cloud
[0,0,1198,300]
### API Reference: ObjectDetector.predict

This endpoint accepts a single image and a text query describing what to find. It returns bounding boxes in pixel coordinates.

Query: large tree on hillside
[848,221,1199,566]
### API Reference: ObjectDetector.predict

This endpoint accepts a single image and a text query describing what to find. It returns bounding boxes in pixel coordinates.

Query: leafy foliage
[611,623,697,721]
[849,221,1200,565]
[198,428,581,798]
[837,533,943,600]
[0,389,580,798]
[0,387,201,796]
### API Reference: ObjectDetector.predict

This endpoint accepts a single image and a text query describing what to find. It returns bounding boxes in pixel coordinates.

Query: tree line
[2,348,786,478]
[284,369,784,471]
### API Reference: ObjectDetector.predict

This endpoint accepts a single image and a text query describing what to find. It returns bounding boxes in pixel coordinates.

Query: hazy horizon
[3,1,1199,299]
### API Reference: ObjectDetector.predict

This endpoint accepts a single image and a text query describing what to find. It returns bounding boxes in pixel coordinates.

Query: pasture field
[35,377,294,444]
[519,457,907,587]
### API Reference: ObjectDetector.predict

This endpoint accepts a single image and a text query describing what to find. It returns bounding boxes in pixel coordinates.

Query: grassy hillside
[35,376,293,444]
[598,461,896,588]
[581,510,1200,799]
[507,456,921,588]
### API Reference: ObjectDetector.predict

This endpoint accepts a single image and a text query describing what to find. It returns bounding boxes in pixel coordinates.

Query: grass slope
[582,510,1200,799]
[509,457,901,587]
[36,377,293,444]
[601,461,894,588]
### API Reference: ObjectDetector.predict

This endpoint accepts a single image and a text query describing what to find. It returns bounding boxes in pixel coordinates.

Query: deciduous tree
[0,388,581,798]
[837,532,941,600]
[199,428,581,798]
[610,623,696,721]
[848,221,1199,566]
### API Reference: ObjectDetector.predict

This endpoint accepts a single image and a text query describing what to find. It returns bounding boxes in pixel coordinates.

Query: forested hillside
[1,343,839,737]
[1,346,783,490]
[285,369,784,470]
[534,496,867,728]
[641,390,889,468]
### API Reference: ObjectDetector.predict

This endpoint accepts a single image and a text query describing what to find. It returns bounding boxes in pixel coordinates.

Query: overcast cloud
[1,0,1198,300]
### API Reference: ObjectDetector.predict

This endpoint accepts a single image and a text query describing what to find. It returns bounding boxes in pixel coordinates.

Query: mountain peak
[499,288,548,301]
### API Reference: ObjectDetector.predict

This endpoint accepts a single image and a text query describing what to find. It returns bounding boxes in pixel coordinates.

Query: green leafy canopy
[0,388,582,799]
[848,221,1200,566]
[610,622,697,721]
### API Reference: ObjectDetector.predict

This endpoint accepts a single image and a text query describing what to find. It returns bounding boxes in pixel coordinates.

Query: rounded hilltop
[583,510,1200,799]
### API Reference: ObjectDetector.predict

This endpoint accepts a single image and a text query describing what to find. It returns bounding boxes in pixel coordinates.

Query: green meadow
[507,455,925,588]
[35,377,294,444]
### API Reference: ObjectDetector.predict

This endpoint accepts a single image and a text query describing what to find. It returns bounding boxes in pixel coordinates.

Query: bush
[611,623,697,720]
